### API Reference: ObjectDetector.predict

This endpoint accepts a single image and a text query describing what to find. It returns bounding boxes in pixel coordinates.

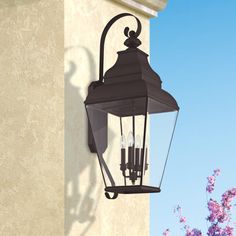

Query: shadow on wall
[65,46,101,236]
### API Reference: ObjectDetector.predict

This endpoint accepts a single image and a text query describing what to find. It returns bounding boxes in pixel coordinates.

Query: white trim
[112,0,167,17]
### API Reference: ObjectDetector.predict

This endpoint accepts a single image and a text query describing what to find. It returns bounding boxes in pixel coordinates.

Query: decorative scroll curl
[99,13,142,82]
[105,192,118,200]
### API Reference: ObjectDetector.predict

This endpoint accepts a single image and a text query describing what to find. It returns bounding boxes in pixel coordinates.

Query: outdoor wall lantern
[84,13,179,200]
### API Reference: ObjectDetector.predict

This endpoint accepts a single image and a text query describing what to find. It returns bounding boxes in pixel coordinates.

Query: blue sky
[150,1,236,235]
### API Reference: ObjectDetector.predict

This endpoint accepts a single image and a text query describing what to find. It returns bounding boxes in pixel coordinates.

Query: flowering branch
[163,169,236,236]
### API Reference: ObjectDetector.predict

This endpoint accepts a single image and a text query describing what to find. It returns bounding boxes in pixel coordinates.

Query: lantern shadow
[65,46,115,236]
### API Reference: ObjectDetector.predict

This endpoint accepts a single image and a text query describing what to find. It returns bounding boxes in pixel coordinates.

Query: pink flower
[165,169,235,235]
[221,188,236,210]
[206,176,216,193]
[207,224,222,236]
[207,199,228,223]
[163,229,170,236]
[208,176,216,183]
[214,169,221,176]
[206,169,220,193]
[174,205,187,224]
[221,226,234,236]
[180,216,187,223]
[186,228,202,236]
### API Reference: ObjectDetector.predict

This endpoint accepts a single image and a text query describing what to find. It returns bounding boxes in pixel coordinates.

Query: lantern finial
[98,13,142,82]
[124,29,141,48]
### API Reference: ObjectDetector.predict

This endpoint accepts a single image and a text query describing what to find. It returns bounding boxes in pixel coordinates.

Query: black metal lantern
[84,13,179,200]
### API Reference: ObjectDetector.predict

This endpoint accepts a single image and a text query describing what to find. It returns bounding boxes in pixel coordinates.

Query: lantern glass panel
[86,97,148,191]
[147,98,178,188]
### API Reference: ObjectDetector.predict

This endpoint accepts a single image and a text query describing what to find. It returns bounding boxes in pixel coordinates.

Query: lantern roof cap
[85,47,179,111]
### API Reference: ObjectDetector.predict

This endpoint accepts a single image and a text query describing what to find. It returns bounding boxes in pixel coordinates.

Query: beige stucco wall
[0,0,162,235]
[0,1,64,235]
[65,1,150,235]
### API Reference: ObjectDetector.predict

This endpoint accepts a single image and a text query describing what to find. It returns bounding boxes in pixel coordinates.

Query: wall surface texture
[65,1,151,235]
[0,0,161,235]
[0,1,64,235]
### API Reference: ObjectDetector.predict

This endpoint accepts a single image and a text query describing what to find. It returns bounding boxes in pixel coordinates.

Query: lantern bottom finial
[105,191,118,200]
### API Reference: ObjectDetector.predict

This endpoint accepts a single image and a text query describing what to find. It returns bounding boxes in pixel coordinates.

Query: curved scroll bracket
[99,13,142,82]
[105,191,118,200]
[88,13,142,153]
[88,13,142,199]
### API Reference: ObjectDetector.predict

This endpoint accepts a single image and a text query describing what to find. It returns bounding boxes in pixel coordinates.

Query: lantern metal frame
[84,13,179,200]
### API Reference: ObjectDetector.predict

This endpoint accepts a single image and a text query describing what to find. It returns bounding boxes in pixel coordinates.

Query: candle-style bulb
[135,135,141,148]
[127,131,134,147]
[120,135,126,148]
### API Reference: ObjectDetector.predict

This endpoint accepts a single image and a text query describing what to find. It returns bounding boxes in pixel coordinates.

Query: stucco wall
[0,0,155,235]
[65,1,150,235]
[0,0,64,235]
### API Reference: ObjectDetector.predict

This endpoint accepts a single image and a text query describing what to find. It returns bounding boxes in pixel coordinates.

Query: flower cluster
[207,198,228,223]
[186,228,202,236]
[222,188,236,210]
[206,168,220,193]
[173,205,202,236]
[207,224,234,236]
[206,170,236,235]
[163,169,236,236]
